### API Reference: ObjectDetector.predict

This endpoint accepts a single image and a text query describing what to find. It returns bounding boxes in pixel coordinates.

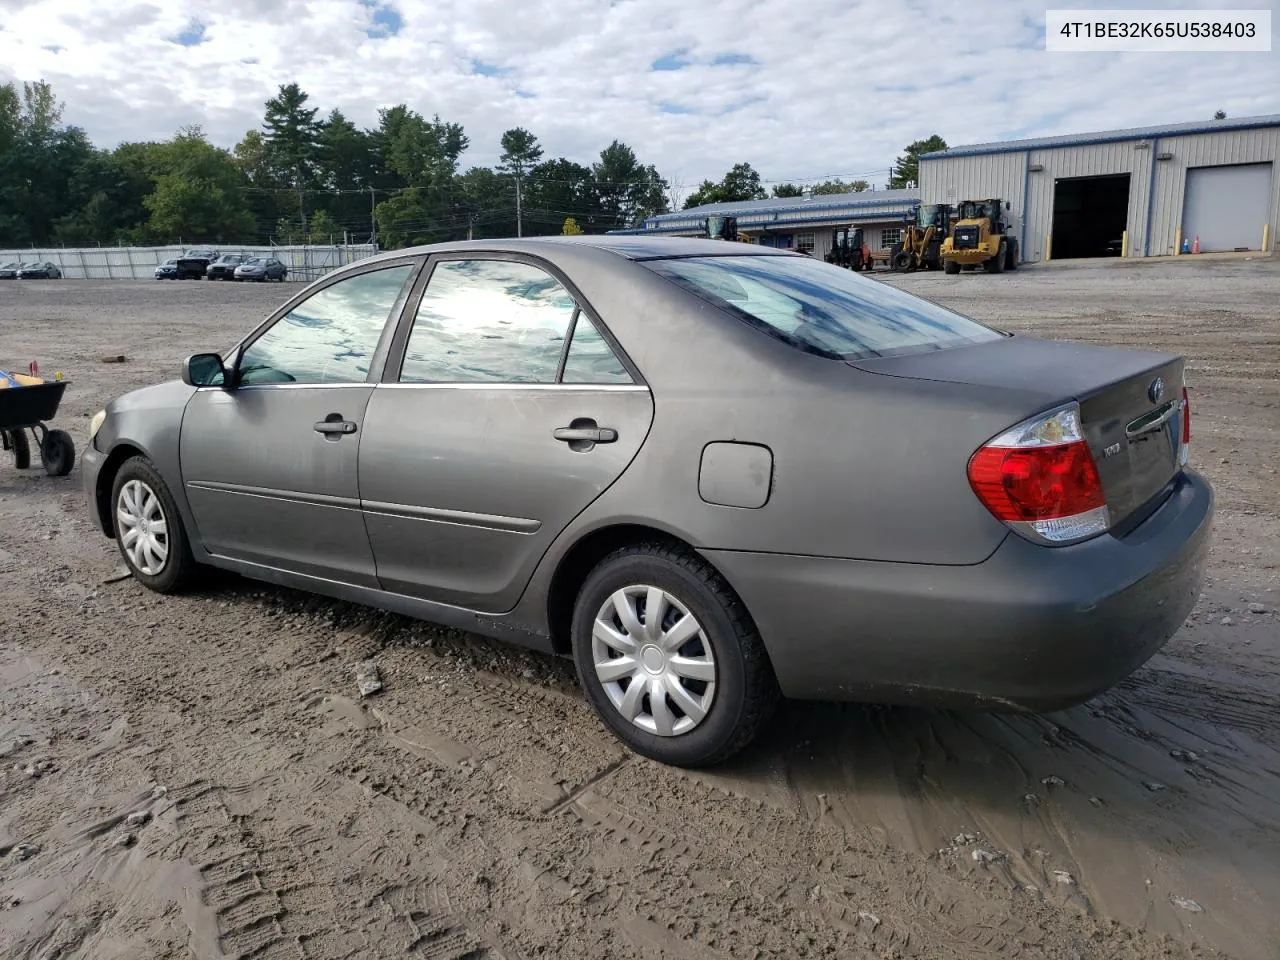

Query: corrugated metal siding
[1148,128,1280,256]
[1025,141,1153,262]
[922,125,1280,261]
[919,152,1026,254]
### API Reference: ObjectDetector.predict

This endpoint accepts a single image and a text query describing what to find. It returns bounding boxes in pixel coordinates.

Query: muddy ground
[0,256,1277,960]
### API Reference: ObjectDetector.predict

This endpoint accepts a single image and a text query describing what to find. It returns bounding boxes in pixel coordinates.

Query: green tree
[142,127,254,242]
[887,135,946,189]
[813,178,870,194]
[772,183,803,198]
[525,158,595,233]
[682,162,767,208]
[377,105,468,187]
[1213,109,1227,119]
[457,166,516,239]
[592,140,668,228]
[262,83,321,227]
[305,208,340,243]
[498,127,543,237]
[562,217,584,235]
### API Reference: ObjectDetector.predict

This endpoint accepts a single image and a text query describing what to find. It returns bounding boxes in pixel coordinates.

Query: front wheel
[943,259,961,275]
[985,242,1006,273]
[41,429,75,476]
[572,544,779,767]
[110,456,196,593]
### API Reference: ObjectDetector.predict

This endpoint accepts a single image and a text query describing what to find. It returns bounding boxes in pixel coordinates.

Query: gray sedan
[81,237,1213,767]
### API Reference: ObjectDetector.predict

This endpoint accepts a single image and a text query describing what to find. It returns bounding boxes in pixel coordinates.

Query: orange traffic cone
[1192,235,1200,254]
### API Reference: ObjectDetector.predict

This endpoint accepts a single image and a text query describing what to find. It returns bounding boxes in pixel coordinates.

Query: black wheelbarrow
[0,380,76,477]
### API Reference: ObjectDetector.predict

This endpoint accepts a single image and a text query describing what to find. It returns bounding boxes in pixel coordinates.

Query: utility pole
[369,186,376,245]
[515,173,523,237]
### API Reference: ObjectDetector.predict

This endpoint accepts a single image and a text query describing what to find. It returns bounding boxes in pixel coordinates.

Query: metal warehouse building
[610,189,920,260]
[920,113,1280,263]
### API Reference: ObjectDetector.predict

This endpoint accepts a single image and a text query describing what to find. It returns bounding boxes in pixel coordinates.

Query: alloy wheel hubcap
[592,585,717,737]
[117,479,169,576]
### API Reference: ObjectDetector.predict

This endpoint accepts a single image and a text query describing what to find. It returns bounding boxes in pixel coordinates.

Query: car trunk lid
[850,335,1185,528]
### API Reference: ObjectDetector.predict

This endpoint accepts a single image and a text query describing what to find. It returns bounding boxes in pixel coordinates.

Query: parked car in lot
[154,259,179,279]
[175,249,218,280]
[82,236,1213,767]
[18,261,62,279]
[233,257,287,281]
[207,254,246,280]
[0,262,21,279]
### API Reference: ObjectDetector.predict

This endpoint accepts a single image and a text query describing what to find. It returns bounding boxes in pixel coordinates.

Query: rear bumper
[704,469,1213,710]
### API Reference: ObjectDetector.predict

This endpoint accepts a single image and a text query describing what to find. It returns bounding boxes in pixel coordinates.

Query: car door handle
[314,419,357,436]
[553,426,617,444]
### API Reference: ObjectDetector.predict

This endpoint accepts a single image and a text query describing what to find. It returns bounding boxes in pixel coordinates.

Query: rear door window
[644,255,1003,360]
[400,259,578,383]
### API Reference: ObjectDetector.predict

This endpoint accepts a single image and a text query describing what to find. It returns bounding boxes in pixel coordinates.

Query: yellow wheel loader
[891,204,950,272]
[939,199,1019,274]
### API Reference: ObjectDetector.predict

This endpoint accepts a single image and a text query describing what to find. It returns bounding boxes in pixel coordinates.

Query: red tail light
[967,403,1110,545]
[1181,386,1191,445]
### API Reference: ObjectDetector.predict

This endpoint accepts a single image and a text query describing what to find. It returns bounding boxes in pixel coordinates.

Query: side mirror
[183,352,228,388]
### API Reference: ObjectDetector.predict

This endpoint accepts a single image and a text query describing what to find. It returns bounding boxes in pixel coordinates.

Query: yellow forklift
[891,203,950,272]
[939,199,1019,274]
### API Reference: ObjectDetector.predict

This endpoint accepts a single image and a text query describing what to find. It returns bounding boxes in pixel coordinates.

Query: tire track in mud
[0,504,1250,959]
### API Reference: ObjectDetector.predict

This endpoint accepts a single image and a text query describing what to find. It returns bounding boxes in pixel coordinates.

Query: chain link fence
[0,243,380,282]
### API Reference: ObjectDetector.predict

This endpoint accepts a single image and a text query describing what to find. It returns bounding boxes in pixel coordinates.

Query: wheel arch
[94,442,148,536]
[544,522,749,657]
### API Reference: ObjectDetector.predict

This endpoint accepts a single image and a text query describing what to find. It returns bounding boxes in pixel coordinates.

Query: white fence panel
[0,244,380,281]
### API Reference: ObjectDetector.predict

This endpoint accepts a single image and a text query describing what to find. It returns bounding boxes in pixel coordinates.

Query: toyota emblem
[1148,377,1164,404]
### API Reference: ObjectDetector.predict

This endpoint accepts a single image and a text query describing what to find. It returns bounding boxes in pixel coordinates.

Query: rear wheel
[943,259,960,275]
[4,429,31,470]
[1006,237,1019,270]
[41,429,75,477]
[572,543,779,767]
[111,456,196,593]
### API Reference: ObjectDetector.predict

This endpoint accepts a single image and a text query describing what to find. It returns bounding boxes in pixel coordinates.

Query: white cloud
[0,0,1275,196]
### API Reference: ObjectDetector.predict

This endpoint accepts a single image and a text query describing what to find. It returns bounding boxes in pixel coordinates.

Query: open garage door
[1183,163,1273,252]
[1052,174,1131,259]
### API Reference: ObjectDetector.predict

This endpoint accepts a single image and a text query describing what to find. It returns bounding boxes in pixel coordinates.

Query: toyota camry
[82,236,1213,767]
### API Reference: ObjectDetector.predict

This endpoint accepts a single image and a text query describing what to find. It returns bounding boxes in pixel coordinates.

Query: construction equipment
[824,227,874,271]
[704,215,739,241]
[939,199,1019,274]
[891,204,950,272]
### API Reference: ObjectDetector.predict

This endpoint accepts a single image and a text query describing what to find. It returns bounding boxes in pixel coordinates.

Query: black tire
[985,242,1006,273]
[891,250,915,272]
[5,429,32,470]
[41,429,75,477]
[943,259,961,275]
[110,455,196,593]
[1007,237,1019,270]
[571,543,779,768]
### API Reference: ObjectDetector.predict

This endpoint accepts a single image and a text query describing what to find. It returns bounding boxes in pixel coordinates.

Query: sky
[0,0,1276,198]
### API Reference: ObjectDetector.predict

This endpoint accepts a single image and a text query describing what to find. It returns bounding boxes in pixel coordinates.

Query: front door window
[237,264,414,385]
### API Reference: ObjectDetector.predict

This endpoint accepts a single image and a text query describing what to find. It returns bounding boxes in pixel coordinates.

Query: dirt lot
[1,257,1278,960]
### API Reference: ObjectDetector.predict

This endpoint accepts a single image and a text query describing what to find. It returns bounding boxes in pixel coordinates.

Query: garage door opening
[1183,163,1274,253]
[1052,174,1131,259]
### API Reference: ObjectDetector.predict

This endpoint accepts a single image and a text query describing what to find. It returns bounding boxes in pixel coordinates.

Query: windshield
[645,255,1002,361]
[917,205,941,228]
[242,258,264,265]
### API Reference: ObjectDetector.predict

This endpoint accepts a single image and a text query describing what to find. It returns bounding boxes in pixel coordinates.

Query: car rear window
[644,255,1003,360]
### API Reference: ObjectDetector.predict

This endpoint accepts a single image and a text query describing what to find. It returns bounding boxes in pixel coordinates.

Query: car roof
[355,235,800,266]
